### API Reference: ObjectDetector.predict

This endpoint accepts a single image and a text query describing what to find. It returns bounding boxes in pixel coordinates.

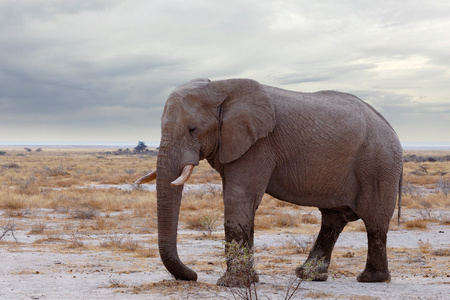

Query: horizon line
[1,141,450,150]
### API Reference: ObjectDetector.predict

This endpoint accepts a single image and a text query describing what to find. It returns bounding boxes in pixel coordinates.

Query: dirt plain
[0,147,449,299]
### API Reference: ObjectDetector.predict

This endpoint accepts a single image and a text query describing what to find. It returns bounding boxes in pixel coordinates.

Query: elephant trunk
[156,148,198,281]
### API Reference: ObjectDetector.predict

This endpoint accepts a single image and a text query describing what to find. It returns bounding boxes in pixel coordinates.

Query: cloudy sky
[1,0,449,146]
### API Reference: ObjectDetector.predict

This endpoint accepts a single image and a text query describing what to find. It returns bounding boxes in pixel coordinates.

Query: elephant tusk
[135,169,157,184]
[171,165,194,186]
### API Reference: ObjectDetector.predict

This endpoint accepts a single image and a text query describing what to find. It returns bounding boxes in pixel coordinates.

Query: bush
[403,154,450,162]
[437,178,450,197]
[134,141,147,153]
[2,163,20,169]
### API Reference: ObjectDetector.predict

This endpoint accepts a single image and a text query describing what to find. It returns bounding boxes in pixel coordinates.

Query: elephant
[136,78,403,286]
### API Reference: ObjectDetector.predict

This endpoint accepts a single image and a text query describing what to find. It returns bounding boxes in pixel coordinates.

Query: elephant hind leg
[357,225,391,282]
[356,182,396,282]
[296,208,348,281]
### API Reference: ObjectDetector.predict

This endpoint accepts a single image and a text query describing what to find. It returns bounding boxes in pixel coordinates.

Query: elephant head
[137,78,276,281]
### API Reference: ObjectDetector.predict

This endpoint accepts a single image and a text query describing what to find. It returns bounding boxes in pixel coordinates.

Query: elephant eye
[188,126,196,136]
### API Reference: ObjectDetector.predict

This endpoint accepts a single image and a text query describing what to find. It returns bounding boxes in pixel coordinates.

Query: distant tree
[24,148,32,152]
[134,141,148,153]
[35,148,42,152]
[0,151,6,156]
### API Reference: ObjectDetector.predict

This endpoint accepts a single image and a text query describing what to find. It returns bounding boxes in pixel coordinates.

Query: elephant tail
[397,166,403,226]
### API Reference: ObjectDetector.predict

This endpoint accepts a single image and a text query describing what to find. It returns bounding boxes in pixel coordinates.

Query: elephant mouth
[135,164,195,186]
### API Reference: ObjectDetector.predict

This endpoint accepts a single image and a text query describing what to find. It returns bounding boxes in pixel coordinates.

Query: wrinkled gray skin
[153,78,403,286]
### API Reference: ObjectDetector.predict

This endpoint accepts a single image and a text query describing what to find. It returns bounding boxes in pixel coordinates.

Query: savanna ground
[0,147,449,299]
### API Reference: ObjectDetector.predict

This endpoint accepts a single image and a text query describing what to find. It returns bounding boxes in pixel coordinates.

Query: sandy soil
[1,186,449,299]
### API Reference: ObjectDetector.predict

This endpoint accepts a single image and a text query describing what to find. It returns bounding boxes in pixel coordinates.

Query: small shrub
[286,235,315,254]
[2,163,19,169]
[437,178,450,197]
[411,165,429,175]
[418,199,434,220]
[342,251,355,258]
[71,207,98,219]
[108,277,126,288]
[29,223,46,234]
[91,218,109,230]
[16,176,39,195]
[221,241,257,289]
[0,222,18,241]
[101,231,129,248]
[198,213,220,236]
[122,239,140,252]
[44,166,69,176]
[69,231,85,248]
[124,169,136,175]
[418,240,432,253]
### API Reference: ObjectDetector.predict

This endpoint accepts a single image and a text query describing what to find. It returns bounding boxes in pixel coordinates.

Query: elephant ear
[214,79,276,164]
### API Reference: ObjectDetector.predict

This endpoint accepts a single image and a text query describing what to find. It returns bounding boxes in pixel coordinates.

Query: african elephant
[136,78,403,286]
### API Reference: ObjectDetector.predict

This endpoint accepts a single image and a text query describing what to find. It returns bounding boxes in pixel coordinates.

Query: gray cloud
[0,0,449,144]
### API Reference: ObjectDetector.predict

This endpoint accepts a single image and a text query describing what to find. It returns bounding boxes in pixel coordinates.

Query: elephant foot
[295,261,329,281]
[357,267,391,282]
[217,270,259,287]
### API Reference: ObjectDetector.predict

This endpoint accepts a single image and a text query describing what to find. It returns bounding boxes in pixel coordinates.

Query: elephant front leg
[296,209,348,281]
[216,185,262,287]
[216,221,259,287]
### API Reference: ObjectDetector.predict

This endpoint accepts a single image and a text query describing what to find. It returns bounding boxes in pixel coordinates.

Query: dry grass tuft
[181,190,223,212]
[439,217,450,225]
[255,215,273,230]
[132,280,224,294]
[137,247,158,258]
[272,212,300,228]
[91,218,110,231]
[432,248,450,256]
[304,291,335,298]
[301,213,320,224]
[404,219,428,229]
[0,195,27,210]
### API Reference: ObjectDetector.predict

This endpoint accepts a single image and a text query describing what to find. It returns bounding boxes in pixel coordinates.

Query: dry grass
[0,148,449,298]
[0,149,157,190]
[403,159,450,189]
[405,219,428,229]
